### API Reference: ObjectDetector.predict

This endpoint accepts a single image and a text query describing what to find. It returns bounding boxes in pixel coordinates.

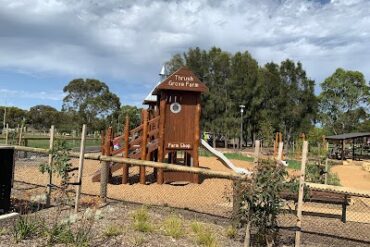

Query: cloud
[0,88,65,101]
[0,0,369,87]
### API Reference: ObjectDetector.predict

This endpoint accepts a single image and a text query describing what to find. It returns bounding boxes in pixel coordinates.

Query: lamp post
[239,105,245,149]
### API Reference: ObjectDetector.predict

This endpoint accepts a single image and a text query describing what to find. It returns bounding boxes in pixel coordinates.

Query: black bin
[0,147,15,214]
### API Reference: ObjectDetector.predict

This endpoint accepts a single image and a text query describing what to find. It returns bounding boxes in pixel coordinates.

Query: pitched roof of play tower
[153,67,208,94]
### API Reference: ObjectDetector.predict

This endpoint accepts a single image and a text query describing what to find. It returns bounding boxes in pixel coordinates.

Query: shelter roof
[325,132,370,141]
[143,81,160,104]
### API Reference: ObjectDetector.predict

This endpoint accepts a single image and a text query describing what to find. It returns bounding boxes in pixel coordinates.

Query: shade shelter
[325,132,370,160]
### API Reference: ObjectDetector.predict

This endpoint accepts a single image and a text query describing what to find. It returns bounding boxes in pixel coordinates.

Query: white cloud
[0,88,65,101]
[0,0,369,86]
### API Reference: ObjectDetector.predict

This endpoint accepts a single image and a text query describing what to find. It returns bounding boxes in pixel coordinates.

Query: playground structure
[92,67,249,185]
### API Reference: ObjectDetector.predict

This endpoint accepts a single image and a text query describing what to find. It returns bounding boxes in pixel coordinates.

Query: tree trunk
[285,128,292,157]
[244,219,251,247]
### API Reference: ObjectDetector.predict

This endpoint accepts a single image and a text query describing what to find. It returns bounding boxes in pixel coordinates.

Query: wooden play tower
[93,67,208,184]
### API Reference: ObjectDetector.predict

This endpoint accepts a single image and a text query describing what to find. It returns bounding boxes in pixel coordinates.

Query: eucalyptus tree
[319,68,370,134]
[62,78,121,131]
[278,59,317,149]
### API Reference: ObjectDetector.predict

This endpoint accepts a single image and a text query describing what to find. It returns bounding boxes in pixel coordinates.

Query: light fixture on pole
[239,105,245,149]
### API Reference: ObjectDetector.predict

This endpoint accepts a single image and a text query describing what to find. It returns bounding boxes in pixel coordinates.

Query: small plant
[162,214,183,239]
[44,222,74,245]
[240,159,292,246]
[327,171,341,186]
[190,221,203,234]
[225,225,237,239]
[132,207,152,232]
[39,140,73,183]
[12,215,39,242]
[191,221,218,247]
[131,234,146,246]
[104,224,123,237]
[71,208,97,247]
[73,227,91,247]
[0,227,8,236]
[196,230,218,247]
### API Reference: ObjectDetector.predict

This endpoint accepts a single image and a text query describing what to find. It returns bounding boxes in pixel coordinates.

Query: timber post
[295,140,308,247]
[46,125,55,207]
[324,158,329,185]
[18,123,24,146]
[254,140,260,163]
[74,124,87,213]
[342,194,348,223]
[100,127,112,202]
[157,94,166,184]
[277,142,284,160]
[140,110,148,184]
[192,98,201,184]
[5,124,9,145]
[122,115,130,184]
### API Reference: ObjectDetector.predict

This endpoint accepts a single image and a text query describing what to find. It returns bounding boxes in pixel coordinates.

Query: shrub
[240,159,291,246]
[132,207,152,232]
[305,162,341,186]
[162,214,183,239]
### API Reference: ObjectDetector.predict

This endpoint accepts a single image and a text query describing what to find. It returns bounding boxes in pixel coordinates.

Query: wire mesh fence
[7,149,370,247]
[11,150,236,217]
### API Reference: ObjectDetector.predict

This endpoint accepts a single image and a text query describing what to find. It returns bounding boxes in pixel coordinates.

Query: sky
[0,0,369,110]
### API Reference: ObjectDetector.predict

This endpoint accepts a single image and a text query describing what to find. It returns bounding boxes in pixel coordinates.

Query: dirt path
[331,165,370,190]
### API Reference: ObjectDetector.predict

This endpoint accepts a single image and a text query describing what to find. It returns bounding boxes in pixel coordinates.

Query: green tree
[62,79,121,131]
[56,111,79,133]
[165,49,318,148]
[165,54,185,74]
[278,60,317,149]
[0,106,27,128]
[117,105,142,132]
[27,105,59,131]
[357,119,370,132]
[319,68,370,134]
[229,51,260,144]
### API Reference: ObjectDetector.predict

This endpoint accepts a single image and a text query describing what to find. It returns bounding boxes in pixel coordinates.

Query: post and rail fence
[1,126,370,247]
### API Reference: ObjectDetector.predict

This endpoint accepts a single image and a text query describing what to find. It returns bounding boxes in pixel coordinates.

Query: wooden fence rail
[11,145,247,180]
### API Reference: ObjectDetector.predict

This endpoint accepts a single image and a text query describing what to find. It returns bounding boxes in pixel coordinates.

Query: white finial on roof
[143,65,167,104]
[159,65,167,80]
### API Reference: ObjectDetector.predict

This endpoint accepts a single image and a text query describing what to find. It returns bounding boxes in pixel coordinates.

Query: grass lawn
[26,139,101,149]
[0,137,100,149]
[224,153,254,162]
[199,148,255,162]
[287,159,301,170]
